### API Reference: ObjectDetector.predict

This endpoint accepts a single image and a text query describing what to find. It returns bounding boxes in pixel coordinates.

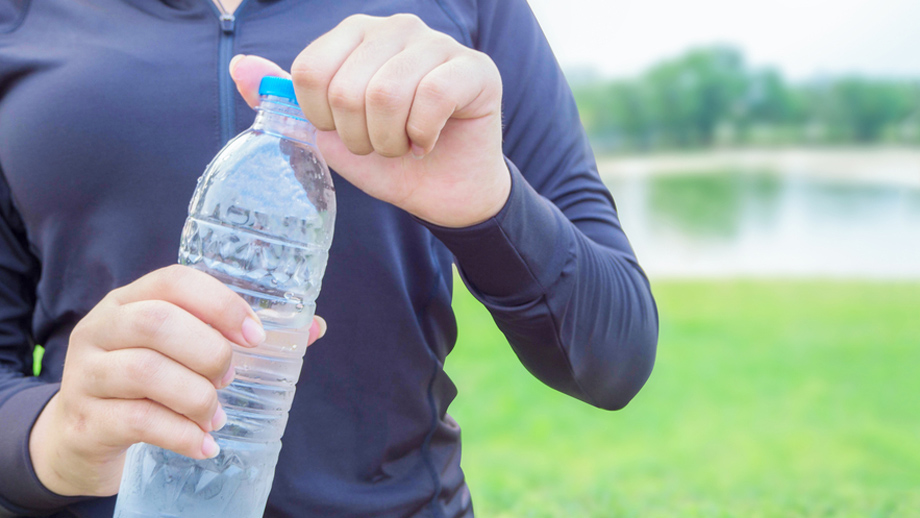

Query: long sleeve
[423,0,658,410]
[0,169,81,516]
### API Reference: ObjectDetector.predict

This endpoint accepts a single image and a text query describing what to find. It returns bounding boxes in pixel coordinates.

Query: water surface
[604,166,920,278]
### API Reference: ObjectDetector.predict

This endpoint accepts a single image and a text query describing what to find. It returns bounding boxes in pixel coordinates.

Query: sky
[526,0,920,81]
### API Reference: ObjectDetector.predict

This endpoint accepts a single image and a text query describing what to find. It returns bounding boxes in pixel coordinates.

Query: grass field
[446,277,920,517]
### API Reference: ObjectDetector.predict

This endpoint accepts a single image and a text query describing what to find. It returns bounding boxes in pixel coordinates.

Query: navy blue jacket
[0,1,658,516]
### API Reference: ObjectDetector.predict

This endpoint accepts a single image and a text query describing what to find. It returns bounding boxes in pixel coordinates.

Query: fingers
[291,18,366,131]
[30,392,218,498]
[408,52,502,154]
[109,264,265,350]
[290,14,498,158]
[308,315,327,345]
[230,54,291,109]
[329,36,417,156]
[101,399,220,460]
[84,347,225,433]
[34,265,282,496]
[93,298,234,384]
[364,40,453,157]
[231,14,503,165]
[78,313,329,462]
[82,312,327,452]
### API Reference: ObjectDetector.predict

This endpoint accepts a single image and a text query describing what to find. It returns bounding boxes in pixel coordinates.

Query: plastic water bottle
[113,77,335,518]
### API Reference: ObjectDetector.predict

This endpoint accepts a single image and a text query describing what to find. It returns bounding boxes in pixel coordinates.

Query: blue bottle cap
[259,76,298,105]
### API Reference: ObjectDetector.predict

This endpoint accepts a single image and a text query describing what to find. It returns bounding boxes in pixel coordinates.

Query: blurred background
[446,1,920,516]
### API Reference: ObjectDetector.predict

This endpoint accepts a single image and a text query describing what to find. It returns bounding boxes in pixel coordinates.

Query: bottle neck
[252,95,317,145]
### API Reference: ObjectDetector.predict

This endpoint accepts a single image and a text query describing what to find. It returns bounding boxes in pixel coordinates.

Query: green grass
[446,277,920,517]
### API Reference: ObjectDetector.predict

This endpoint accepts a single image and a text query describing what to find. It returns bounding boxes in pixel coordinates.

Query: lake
[600,149,920,279]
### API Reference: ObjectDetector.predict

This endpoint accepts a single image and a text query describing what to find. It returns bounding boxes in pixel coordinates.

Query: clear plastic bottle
[113,76,335,518]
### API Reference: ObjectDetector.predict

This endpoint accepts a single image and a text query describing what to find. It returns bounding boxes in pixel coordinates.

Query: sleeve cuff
[419,158,573,305]
[0,382,87,514]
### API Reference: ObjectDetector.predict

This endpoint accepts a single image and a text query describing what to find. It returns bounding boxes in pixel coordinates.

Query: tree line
[570,46,920,152]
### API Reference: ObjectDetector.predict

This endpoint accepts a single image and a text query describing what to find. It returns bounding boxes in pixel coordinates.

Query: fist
[231,13,511,228]
[28,266,326,497]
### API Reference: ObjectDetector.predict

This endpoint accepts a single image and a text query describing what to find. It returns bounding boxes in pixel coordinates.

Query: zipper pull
[220,13,235,33]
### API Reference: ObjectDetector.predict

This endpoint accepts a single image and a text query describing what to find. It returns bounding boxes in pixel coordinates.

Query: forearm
[425,162,658,409]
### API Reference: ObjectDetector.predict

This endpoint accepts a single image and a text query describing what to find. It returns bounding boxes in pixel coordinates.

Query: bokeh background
[446,1,920,516]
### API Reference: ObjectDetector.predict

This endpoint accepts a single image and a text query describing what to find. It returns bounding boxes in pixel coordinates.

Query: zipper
[205,0,251,145]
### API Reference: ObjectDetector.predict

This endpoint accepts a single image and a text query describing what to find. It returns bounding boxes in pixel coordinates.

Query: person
[0,1,658,516]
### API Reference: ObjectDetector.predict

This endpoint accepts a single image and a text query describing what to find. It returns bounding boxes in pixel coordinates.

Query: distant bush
[571,46,920,152]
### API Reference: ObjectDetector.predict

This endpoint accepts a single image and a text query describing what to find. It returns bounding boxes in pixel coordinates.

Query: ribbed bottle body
[114,326,311,518]
[114,89,334,518]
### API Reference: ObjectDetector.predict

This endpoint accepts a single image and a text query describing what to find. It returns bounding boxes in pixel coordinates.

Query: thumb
[229,54,291,109]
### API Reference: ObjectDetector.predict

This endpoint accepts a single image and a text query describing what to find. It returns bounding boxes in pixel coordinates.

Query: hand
[28,265,326,497]
[230,14,511,228]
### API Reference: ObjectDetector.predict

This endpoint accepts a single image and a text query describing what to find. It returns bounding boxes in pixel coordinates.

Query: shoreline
[596,146,920,188]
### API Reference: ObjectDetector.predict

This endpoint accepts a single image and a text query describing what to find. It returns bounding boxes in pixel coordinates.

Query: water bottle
[113,76,336,518]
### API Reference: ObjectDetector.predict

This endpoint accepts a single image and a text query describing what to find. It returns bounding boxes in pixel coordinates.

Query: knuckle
[369,122,409,157]
[441,30,461,45]
[69,318,92,347]
[131,301,174,340]
[475,50,502,79]
[103,286,128,305]
[217,290,246,322]
[150,264,185,295]
[389,13,424,30]
[312,119,336,132]
[82,354,109,388]
[190,386,218,418]
[425,30,458,51]
[70,408,89,436]
[406,120,431,147]
[213,339,234,374]
[60,398,91,437]
[291,57,330,92]
[124,402,156,439]
[343,143,373,156]
[174,425,203,456]
[342,13,374,27]
[162,263,189,282]
[366,80,404,113]
[99,290,125,312]
[377,142,408,158]
[417,77,451,105]
[344,137,375,156]
[327,81,364,112]
[124,350,163,387]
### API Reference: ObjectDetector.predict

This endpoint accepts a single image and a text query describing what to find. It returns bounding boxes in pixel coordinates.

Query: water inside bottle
[179,215,327,328]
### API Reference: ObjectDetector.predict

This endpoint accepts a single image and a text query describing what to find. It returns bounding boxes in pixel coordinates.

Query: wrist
[421,155,511,228]
[29,394,72,496]
[0,383,89,512]
[419,158,570,302]
[474,156,513,225]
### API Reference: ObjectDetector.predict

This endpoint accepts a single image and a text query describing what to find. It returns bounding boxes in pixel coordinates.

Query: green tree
[642,46,749,146]
[827,78,916,141]
[570,46,920,150]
